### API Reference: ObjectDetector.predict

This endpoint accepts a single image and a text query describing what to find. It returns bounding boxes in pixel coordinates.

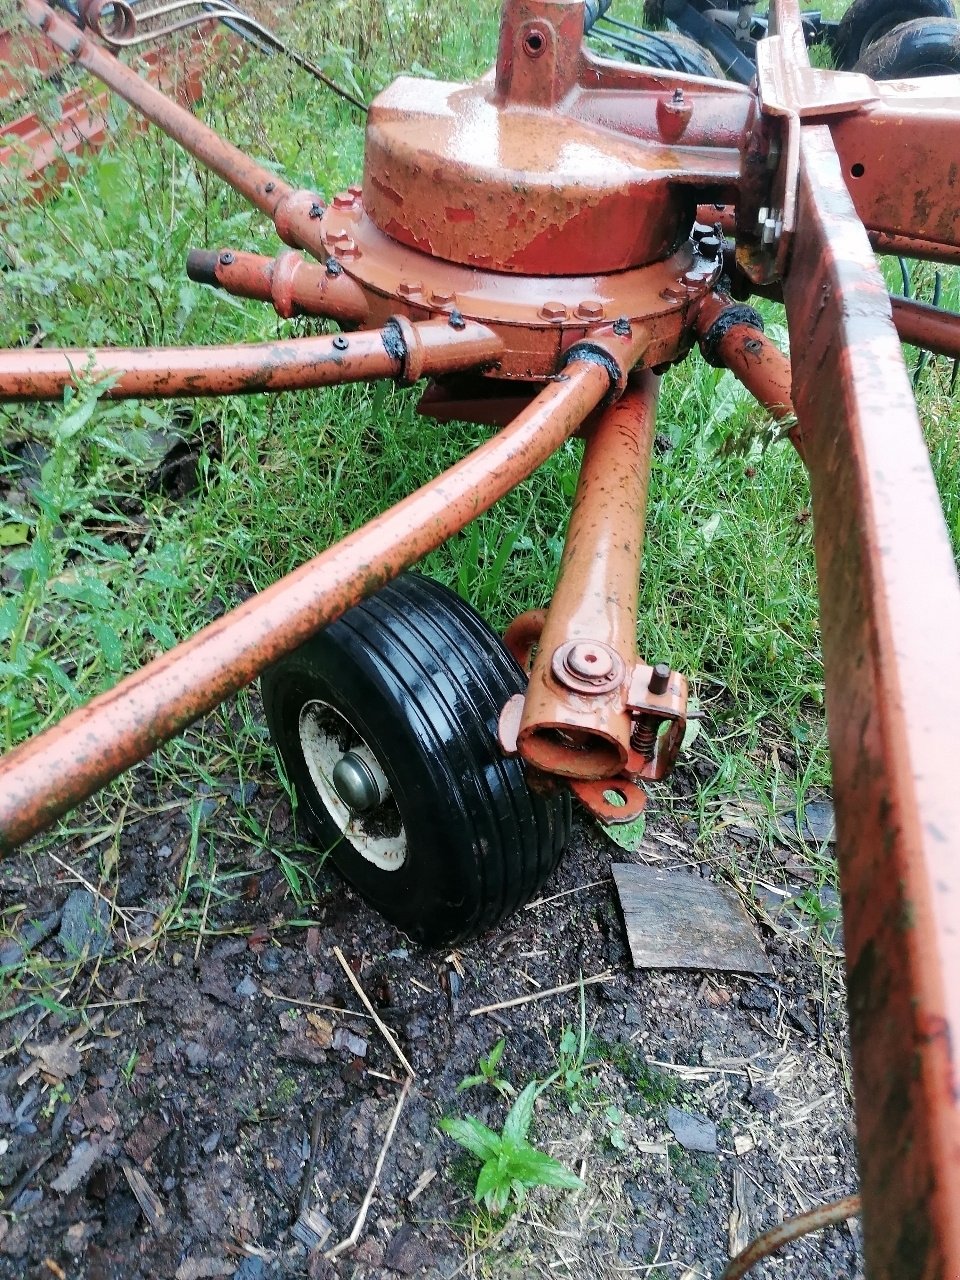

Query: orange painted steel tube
[890,294,960,361]
[0,319,501,401]
[0,358,612,854]
[518,371,659,780]
[186,249,370,326]
[22,0,293,218]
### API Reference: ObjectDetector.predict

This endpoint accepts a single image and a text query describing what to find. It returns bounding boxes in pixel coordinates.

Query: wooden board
[612,863,773,974]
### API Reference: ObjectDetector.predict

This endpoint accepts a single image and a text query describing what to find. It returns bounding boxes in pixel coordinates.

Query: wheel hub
[332,748,390,813]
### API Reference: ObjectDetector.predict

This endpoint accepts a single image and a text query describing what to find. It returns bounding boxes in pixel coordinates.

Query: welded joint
[698,303,764,367]
[383,314,424,383]
[561,324,646,400]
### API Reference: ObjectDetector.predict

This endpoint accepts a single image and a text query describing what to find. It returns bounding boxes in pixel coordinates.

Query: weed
[604,1104,628,1152]
[441,1081,583,1215]
[546,981,599,1113]
[457,1036,515,1100]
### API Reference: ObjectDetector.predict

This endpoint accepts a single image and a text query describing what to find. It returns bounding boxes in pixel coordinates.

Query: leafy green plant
[604,1104,627,1152]
[457,1036,515,1100]
[441,1081,583,1215]
[546,977,598,1112]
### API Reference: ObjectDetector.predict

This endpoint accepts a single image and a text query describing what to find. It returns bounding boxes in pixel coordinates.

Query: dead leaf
[305,1013,333,1047]
[26,1041,82,1080]
[51,1141,102,1193]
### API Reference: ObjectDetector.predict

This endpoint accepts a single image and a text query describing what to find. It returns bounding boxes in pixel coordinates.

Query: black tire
[261,574,572,947]
[853,14,960,73]
[836,0,956,68]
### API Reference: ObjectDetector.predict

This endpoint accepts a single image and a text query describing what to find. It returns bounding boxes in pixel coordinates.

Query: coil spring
[630,715,658,760]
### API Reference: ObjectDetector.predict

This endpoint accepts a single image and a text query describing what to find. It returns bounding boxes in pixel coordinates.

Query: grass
[1,0,958,1009]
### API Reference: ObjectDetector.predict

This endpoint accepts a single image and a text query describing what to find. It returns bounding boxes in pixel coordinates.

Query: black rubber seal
[560,342,622,401]
[381,319,406,366]
[699,305,764,368]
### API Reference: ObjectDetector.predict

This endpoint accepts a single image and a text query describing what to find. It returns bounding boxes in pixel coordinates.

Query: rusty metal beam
[0,352,635,853]
[783,124,960,1280]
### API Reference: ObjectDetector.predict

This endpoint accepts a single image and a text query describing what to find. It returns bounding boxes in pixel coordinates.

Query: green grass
[1,0,958,957]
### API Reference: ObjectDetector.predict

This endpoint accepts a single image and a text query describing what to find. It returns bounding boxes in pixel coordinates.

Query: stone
[666,1105,717,1154]
[57,890,111,959]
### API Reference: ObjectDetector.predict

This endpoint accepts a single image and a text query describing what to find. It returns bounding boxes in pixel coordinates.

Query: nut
[539,301,568,321]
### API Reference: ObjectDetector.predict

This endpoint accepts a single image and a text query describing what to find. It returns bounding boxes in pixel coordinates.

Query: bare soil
[0,729,860,1280]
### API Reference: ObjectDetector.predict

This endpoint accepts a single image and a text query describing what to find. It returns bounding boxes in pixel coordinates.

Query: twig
[296,1102,326,1218]
[332,946,414,1077]
[193,857,217,961]
[469,971,614,1017]
[719,1194,861,1279]
[325,1076,412,1260]
[260,984,371,1021]
[524,877,611,909]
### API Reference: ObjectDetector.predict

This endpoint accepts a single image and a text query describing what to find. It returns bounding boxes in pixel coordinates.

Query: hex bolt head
[347,184,363,198]
[397,281,423,299]
[332,192,355,209]
[539,301,568,321]
[565,643,615,681]
[338,237,359,257]
[431,289,456,306]
[648,662,671,694]
[576,300,605,320]
[332,751,382,813]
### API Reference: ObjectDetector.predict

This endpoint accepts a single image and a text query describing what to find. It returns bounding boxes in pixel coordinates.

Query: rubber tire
[261,574,572,947]
[853,14,960,73]
[836,0,956,68]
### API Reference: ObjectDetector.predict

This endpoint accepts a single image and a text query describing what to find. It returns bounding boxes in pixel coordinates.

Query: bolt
[648,662,671,695]
[348,184,363,199]
[431,289,456,306]
[612,316,631,337]
[698,234,722,260]
[762,215,778,246]
[264,181,276,194]
[449,308,466,331]
[333,192,355,209]
[660,285,685,301]
[218,251,235,266]
[673,87,684,104]
[576,300,604,320]
[325,257,343,276]
[332,335,349,351]
[338,237,358,256]
[565,643,615,681]
[539,301,568,321]
[309,202,324,219]
[397,281,423,299]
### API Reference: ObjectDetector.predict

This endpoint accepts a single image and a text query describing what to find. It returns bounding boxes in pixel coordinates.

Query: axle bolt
[539,301,568,321]
[565,644,615,681]
[332,751,383,814]
[576,300,604,320]
[648,662,671,695]
[218,251,234,266]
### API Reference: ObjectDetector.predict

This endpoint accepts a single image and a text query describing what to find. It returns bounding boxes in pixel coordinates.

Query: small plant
[457,1036,514,1100]
[547,977,598,1112]
[441,1081,583,1215]
[604,1104,627,1152]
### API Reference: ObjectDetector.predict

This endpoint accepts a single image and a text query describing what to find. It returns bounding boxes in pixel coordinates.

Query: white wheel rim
[298,700,407,872]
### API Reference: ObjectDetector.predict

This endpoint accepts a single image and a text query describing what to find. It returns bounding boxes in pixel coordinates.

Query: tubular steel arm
[3,1,960,1273]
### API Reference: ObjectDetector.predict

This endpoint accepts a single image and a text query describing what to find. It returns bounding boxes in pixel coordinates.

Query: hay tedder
[1,0,960,1271]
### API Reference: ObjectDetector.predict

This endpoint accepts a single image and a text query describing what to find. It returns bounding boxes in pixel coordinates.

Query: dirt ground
[0,730,861,1280]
